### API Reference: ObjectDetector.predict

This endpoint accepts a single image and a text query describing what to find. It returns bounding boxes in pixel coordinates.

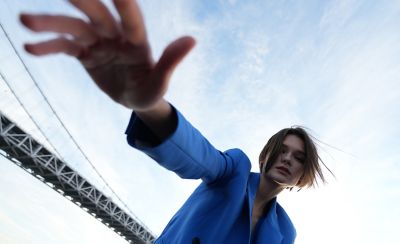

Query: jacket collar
[247,173,283,242]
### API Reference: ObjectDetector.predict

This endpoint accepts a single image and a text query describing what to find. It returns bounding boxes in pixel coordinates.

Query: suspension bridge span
[0,110,156,244]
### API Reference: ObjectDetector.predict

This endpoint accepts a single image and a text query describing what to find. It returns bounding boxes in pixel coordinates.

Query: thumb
[153,36,196,84]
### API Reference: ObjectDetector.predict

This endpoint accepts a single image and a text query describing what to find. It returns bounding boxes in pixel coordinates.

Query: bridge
[0,110,156,243]
[0,7,157,242]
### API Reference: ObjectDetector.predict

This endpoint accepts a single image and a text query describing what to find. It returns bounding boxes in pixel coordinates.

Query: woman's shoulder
[224,148,252,171]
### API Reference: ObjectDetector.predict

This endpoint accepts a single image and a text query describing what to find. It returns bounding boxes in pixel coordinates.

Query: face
[264,134,305,187]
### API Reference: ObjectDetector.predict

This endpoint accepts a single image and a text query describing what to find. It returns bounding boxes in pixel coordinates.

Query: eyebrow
[282,144,305,156]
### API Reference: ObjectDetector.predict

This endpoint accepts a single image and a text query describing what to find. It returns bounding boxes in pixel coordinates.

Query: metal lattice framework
[0,111,156,243]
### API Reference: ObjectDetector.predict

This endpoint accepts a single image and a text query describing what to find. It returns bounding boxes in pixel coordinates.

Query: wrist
[135,99,176,140]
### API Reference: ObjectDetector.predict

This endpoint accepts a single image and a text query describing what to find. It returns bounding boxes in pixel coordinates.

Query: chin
[273,179,291,187]
[267,173,290,186]
[269,170,301,186]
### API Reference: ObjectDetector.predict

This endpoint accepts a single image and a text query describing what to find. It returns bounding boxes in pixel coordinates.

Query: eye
[295,156,305,164]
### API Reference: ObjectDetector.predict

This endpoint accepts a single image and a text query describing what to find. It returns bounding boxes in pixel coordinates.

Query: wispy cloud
[1,0,399,242]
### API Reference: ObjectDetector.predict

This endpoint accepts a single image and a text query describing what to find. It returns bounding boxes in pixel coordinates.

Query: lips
[276,166,291,175]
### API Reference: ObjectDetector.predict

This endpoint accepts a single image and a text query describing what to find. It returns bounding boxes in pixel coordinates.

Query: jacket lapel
[257,198,283,243]
[247,173,283,243]
[246,173,259,230]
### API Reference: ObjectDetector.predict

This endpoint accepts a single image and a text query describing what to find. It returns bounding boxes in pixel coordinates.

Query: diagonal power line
[0,20,153,235]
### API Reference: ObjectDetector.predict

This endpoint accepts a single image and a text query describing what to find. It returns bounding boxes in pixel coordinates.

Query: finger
[24,38,83,57]
[154,36,196,83]
[113,0,147,45]
[20,14,97,46]
[69,0,119,38]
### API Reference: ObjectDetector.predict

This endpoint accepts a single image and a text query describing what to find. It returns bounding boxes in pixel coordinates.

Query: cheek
[293,166,305,179]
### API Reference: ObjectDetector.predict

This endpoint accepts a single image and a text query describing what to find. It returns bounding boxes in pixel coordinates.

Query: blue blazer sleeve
[125,106,236,184]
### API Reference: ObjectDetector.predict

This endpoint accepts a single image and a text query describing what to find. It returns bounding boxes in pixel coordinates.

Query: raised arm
[20,0,195,140]
[20,0,247,183]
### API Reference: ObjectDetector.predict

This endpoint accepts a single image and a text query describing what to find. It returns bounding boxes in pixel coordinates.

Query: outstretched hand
[20,0,195,111]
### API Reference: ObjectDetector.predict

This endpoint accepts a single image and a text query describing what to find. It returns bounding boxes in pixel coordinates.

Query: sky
[0,0,399,243]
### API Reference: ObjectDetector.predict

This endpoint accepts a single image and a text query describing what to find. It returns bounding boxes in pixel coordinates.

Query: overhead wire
[0,20,153,234]
[0,70,64,157]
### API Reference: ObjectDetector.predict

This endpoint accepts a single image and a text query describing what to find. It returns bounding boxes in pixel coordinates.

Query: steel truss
[0,111,155,243]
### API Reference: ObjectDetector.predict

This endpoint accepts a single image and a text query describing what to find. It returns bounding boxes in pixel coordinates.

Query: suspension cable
[0,20,151,231]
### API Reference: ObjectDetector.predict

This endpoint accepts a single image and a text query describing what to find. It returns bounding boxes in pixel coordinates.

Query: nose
[282,152,292,165]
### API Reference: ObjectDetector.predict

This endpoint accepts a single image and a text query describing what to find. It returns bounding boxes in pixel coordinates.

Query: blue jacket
[126,107,296,244]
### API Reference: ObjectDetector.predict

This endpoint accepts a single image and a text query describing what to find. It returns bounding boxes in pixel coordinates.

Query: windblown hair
[258,126,332,188]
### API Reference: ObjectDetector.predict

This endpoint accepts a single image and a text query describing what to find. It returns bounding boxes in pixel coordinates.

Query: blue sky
[0,0,399,243]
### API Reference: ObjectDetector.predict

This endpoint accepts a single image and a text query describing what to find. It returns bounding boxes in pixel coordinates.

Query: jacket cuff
[125,106,178,148]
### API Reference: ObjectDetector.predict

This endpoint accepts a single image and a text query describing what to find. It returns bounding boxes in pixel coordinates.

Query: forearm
[135,99,177,141]
[127,106,237,183]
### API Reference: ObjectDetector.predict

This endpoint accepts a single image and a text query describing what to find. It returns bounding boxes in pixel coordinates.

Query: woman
[126,110,327,243]
[21,0,330,243]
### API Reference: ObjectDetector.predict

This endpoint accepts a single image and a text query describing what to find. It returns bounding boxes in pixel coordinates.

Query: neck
[253,176,285,215]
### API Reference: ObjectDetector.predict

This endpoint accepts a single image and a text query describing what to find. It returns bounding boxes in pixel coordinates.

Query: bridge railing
[0,111,156,244]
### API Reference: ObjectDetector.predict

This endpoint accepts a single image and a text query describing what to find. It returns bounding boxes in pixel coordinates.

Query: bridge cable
[0,20,151,231]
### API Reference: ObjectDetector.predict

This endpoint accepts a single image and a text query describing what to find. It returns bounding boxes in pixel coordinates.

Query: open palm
[21,0,195,110]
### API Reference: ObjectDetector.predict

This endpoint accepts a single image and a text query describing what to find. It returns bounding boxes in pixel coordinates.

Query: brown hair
[258,126,332,188]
